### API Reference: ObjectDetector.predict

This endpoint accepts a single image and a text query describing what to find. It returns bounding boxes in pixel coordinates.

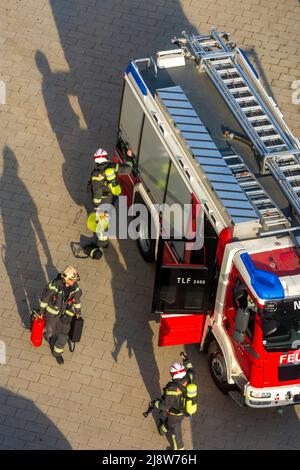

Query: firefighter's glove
[154,399,161,409]
[33,310,45,320]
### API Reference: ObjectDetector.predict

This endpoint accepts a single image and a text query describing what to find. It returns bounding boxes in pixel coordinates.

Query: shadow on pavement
[0,386,71,449]
[243,46,275,100]
[0,146,56,329]
[38,0,300,451]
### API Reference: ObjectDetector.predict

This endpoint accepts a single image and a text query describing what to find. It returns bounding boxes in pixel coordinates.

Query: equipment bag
[176,382,198,416]
[68,316,84,352]
[31,311,45,348]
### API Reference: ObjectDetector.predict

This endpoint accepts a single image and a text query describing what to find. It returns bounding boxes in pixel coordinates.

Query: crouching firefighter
[87,147,134,247]
[145,352,197,450]
[39,266,82,365]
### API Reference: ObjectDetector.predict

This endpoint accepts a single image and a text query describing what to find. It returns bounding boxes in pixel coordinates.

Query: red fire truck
[115,28,300,408]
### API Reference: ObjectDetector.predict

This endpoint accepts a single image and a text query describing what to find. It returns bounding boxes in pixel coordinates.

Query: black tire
[135,205,156,263]
[208,341,237,395]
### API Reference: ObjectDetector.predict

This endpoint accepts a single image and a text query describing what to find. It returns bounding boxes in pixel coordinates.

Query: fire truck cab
[115,28,300,408]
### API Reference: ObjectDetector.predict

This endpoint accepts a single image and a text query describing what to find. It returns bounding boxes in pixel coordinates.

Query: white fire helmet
[93,148,108,164]
[169,362,187,380]
[62,266,80,282]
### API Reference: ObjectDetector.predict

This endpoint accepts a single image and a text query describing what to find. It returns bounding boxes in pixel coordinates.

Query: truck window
[138,117,171,204]
[119,82,144,155]
[186,214,218,266]
[164,162,192,239]
[233,278,256,340]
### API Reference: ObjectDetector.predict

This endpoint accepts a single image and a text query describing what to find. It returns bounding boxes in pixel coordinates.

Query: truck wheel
[137,215,156,263]
[208,341,237,394]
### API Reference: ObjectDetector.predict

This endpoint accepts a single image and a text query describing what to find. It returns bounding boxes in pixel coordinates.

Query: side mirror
[233,282,248,309]
[232,307,250,344]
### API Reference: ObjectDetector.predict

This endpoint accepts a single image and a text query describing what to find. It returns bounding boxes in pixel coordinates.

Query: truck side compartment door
[153,237,217,346]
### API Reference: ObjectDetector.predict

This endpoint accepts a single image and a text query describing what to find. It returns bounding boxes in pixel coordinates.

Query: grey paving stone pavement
[0,0,299,450]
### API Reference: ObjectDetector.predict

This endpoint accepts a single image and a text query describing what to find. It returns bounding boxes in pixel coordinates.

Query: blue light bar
[241,252,284,300]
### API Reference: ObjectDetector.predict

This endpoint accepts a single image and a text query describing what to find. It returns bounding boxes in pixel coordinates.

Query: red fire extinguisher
[31,310,45,348]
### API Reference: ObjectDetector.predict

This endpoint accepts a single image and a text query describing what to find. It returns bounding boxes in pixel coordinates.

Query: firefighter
[39,266,82,365]
[89,147,133,208]
[87,147,134,247]
[153,353,194,450]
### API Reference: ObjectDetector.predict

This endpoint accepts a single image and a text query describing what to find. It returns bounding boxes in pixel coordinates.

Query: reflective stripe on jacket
[89,160,132,207]
[39,275,82,317]
[156,358,194,416]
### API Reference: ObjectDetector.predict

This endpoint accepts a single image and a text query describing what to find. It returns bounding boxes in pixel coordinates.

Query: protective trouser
[44,313,71,355]
[53,318,70,355]
[44,313,60,340]
[160,414,185,450]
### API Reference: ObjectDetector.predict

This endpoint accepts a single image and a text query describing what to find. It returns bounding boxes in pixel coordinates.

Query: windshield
[260,298,300,352]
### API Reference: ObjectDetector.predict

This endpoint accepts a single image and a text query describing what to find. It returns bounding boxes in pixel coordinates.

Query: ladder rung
[210,59,232,66]
[279,164,300,172]
[194,34,212,41]
[263,218,287,226]
[252,198,272,204]
[262,213,286,220]
[247,115,269,122]
[245,189,266,196]
[229,86,248,93]
[217,68,237,75]
[260,207,283,214]
[223,77,243,84]
[197,40,218,47]
[239,181,260,188]
[260,134,281,141]
[253,124,274,131]
[235,95,255,102]
[286,175,300,182]
[242,105,262,112]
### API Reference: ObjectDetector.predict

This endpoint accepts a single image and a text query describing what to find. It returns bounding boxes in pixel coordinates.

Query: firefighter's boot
[52,350,64,365]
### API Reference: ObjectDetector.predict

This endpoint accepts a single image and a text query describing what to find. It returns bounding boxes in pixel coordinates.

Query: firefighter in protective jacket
[39,266,82,365]
[87,147,134,247]
[89,147,133,210]
[154,353,194,450]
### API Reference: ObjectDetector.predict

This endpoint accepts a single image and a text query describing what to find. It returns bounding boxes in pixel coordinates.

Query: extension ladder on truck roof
[126,28,300,244]
[179,29,300,223]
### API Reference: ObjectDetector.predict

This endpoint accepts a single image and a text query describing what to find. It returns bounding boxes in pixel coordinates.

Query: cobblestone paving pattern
[0,0,299,450]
